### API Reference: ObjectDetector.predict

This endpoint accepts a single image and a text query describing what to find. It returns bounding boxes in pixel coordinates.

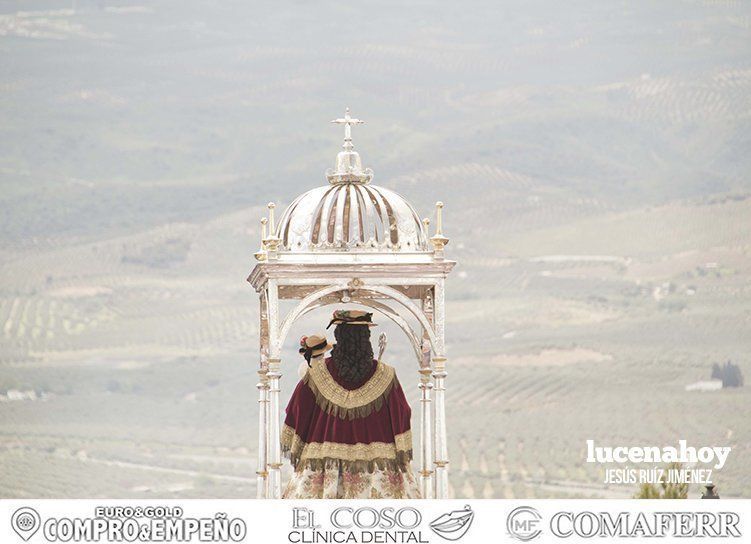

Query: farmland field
[1,0,750,499]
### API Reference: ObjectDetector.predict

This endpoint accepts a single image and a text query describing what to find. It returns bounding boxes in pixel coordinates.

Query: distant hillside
[1,0,750,247]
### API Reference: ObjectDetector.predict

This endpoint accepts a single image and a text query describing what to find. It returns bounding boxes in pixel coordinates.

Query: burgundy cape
[281,356,413,472]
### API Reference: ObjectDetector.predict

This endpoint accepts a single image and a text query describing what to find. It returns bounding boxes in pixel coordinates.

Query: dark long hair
[331,324,374,386]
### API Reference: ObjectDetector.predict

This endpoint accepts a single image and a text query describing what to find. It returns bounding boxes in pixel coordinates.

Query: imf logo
[506,506,542,542]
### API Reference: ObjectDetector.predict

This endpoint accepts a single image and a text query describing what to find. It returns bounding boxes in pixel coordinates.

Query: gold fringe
[303,359,397,420]
[281,425,414,473]
[293,453,414,474]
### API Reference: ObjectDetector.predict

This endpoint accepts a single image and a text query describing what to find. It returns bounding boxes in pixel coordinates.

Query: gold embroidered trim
[281,424,304,455]
[281,425,413,473]
[304,358,396,420]
[394,430,413,453]
[302,440,397,461]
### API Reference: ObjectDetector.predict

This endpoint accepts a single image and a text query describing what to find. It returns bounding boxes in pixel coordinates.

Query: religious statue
[281,310,420,498]
[249,108,455,498]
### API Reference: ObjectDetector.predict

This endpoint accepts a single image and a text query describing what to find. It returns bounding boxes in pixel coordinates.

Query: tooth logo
[429,505,474,541]
[11,507,41,542]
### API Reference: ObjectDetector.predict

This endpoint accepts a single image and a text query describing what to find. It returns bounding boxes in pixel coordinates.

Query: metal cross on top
[331,107,364,150]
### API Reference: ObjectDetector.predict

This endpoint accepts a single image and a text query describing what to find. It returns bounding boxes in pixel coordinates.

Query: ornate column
[419,289,435,499]
[255,370,268,498]
[266,357,282,498]
[256,292,270,498]
[432,357,448,498]
[265,279,283,499]
[432,279,449,498]
[418,364,434,498]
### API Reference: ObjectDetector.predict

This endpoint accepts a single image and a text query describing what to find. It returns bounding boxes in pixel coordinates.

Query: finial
[254,217,268,261]
[264,203,280,258]
[430,201,449,258]
[331,107,364,151]
[267,202,276,234]
[327,108,373,184]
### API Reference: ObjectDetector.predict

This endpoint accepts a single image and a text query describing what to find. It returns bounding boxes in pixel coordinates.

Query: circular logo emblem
[507,506,542,542]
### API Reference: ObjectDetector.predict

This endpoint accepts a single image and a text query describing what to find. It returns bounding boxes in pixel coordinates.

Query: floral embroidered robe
[281,356,421,499]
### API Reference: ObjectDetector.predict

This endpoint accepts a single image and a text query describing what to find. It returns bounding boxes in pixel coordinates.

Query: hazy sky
[1,0,750,247]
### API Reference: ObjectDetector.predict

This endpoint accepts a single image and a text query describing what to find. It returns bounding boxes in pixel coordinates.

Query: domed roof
[277,183,428,252]
[275,109,429,254]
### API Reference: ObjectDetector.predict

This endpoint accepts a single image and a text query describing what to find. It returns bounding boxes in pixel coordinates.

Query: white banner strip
[1,499,749,544]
